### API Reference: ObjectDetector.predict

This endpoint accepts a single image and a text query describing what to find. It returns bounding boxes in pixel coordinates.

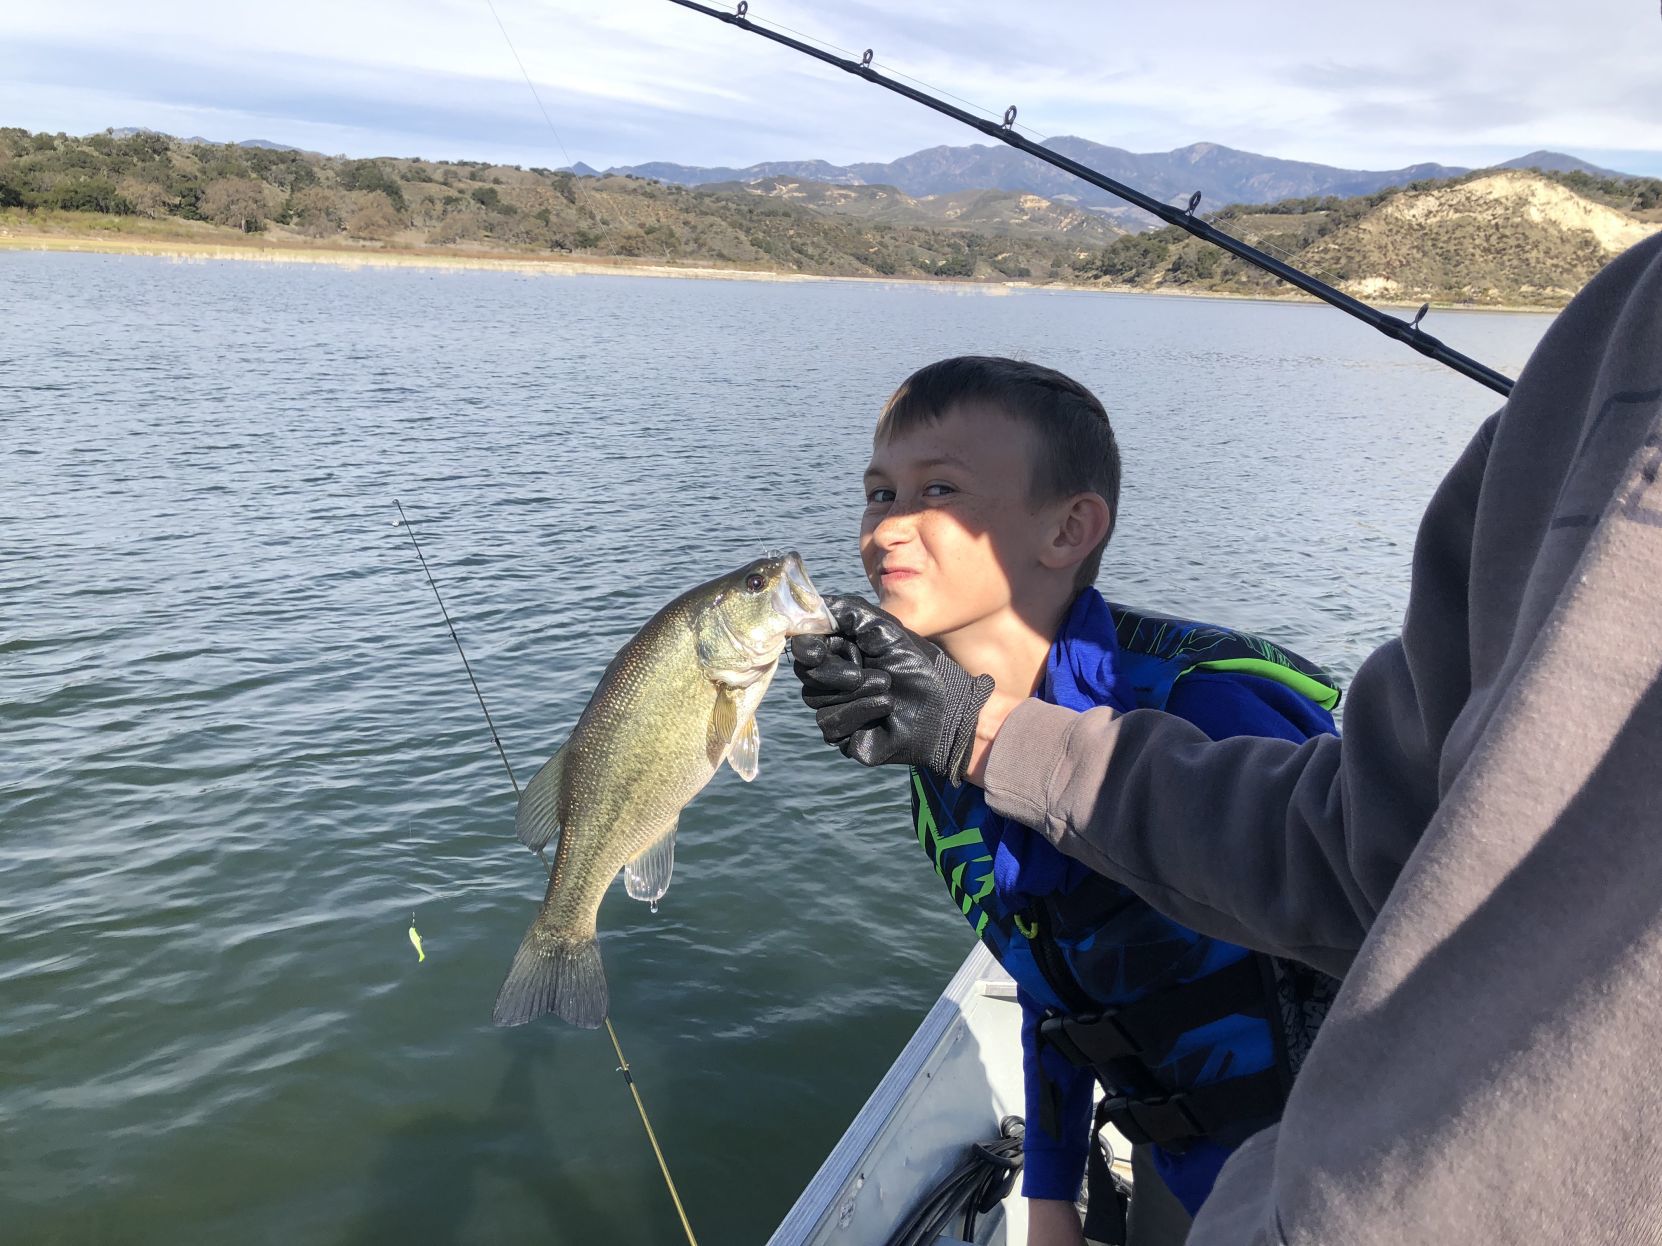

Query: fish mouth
[775,553,834,636]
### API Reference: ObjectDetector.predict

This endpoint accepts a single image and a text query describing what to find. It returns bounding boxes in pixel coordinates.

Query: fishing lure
[409,913,426,963]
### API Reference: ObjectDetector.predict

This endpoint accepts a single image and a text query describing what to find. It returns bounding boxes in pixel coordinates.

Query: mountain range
[103,126,1630,228]
[18,125,1655,307]
[605,140,1631,229]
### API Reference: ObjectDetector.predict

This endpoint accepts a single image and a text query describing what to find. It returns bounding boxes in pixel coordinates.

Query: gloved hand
[790,594,994,784]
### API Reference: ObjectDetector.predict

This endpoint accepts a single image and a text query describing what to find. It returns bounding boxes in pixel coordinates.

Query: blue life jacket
[910,603,1340,1157]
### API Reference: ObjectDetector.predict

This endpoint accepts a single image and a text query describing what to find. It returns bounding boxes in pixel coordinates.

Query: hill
[718,177,1120,242]
[0,126,1121,281]
[608,139,1637,230]
[4,127,1659,307]
[1070,170,1662,306]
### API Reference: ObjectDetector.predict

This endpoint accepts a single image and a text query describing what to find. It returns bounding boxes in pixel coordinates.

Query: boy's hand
[789,594,994,785]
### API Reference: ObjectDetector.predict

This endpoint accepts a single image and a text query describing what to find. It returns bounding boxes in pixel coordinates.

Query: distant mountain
[1495,150,1628,178]
[106,127,300,152]
[720,176,1122,242]
[616,159,863,186]
[609,140,1634,229]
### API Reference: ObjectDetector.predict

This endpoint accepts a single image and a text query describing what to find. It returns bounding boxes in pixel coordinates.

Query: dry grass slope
[1072,170,1662,307]
[5,128,1657,307]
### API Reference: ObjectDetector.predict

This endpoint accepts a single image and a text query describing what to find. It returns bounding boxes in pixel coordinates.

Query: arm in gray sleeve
[983,415,1497,978]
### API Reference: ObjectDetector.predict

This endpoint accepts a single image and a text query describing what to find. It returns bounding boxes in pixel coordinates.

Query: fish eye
[744,573,766,592]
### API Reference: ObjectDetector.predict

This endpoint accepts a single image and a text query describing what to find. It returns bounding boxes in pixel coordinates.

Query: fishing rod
[664,0,1517,399]
[394,501,702,1246]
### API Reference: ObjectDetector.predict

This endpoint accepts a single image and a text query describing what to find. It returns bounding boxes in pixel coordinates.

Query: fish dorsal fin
[727,712,760,782]
[708,688,740,767]
[515,743,567,853]
[625,822,677,903]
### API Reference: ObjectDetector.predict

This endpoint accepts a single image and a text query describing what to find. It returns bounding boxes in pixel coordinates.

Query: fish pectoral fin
[708,688,740,767]
[624,822,677,904]
[515,743,568,853]
[727,712,760,782]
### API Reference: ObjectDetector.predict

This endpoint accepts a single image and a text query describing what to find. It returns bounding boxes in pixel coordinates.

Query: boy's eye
[866,487,896,505]
[923,483,956,497]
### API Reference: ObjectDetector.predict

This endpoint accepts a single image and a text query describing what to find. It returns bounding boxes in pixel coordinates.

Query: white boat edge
[767,943,1026,1245]
[770,940,1145,1245]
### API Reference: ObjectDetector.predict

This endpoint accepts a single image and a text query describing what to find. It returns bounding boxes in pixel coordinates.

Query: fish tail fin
[491,921,608,1029]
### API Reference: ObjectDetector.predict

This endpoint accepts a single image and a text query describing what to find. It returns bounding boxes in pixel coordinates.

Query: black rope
[883,1115,1025,1246]
[664,0,1516,398]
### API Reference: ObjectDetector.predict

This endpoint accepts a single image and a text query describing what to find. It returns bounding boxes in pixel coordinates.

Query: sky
[4,0,1661,177]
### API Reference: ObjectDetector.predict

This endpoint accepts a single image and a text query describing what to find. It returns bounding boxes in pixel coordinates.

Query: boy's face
[860,402,1053,642]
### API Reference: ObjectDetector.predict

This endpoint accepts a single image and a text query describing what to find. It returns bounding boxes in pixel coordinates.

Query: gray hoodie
[983,234,1662,1244]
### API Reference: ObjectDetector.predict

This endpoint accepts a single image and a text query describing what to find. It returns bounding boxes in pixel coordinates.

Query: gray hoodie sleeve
[983,413,1495,979]
[985,230,1662,1246]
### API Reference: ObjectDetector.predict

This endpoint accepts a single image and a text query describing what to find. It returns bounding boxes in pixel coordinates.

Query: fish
[492,552,835,1028]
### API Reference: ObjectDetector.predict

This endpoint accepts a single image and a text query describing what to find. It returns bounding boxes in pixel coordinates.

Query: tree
[200,178,274,232]
[346,192,401,240]
[338,159,406,211]
[288,186,346,237]
[118,177,172,219]
[41,177,132,214]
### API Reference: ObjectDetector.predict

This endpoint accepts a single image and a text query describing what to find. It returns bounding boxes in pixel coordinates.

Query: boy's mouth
[877,566,920,588]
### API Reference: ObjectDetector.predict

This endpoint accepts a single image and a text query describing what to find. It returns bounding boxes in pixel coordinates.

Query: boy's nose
[871,508,917,547]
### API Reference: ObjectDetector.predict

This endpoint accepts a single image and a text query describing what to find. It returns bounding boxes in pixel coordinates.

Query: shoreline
[0,226,1566,314]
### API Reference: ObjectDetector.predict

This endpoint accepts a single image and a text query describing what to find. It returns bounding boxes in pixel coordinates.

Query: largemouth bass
[493,552,834,1028]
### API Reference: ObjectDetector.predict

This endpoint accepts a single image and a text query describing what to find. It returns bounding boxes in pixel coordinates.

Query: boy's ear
[1039,492,1112,572]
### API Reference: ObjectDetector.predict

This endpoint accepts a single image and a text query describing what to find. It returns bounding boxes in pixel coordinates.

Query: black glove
[790,595,994,784]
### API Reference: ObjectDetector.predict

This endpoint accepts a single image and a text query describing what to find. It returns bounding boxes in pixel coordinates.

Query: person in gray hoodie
[794,232,1662,1244]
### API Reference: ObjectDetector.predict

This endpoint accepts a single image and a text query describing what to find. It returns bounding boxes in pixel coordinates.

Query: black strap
[1081,1101,1131,1245]
[1038,954,1269,1070]
[1099,1066,1286,1149]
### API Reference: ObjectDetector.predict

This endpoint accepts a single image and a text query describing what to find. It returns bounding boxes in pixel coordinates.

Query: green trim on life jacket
[1187,656,1342,712]
[913,769,999,934]
[1108,602,1343,715]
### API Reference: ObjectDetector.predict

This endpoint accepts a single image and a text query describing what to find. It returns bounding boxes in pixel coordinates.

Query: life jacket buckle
[1098,1092,1206,1148]
[1037,1009,1146,1068]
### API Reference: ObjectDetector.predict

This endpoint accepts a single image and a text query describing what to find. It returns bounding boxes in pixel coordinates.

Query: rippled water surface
[1,253,1552,1244]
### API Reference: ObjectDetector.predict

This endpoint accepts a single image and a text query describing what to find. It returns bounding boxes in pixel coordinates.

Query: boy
[795,356,1339,1245]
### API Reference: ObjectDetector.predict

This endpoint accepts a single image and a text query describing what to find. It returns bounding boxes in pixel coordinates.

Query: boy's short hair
[876,356,1122,588]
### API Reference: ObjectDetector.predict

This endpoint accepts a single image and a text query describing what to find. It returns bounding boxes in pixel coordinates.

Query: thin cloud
[2,0,1658,175]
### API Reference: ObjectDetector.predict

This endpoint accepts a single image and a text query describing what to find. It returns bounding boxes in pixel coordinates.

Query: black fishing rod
[664,0,1517,399]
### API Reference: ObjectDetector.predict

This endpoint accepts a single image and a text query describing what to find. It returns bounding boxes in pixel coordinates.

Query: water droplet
[649,900,658,915]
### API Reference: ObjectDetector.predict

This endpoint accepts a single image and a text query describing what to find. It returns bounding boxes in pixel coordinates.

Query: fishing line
[394,500,702,1246]
[393,500,535,862]
[480,0,627,240]
[664,0,1517,397]
[483,0,577,172]
[737,11,1360,293]
[743,8,1053,143]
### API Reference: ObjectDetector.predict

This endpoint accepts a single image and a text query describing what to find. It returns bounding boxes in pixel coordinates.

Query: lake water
[1,252,1552,1245]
